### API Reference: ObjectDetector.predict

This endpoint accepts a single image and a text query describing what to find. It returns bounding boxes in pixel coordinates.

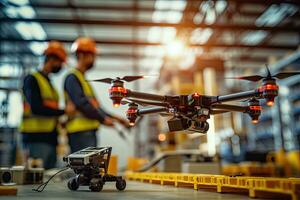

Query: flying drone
[90,66,300,134]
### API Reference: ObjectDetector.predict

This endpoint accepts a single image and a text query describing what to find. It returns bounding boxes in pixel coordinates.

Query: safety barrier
[126,172,300,200]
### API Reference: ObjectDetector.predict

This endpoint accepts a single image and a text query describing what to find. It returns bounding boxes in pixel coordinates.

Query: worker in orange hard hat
[43,41,67,62]
[20,41,75,169]
[64,37,129,153]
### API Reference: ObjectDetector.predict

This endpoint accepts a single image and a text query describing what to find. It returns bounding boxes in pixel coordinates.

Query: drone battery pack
[167,117,188,132]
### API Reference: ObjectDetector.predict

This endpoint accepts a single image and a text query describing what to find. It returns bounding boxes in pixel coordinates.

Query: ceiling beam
[232,0,300,6]
[0,76,20,80]
[230,56,267,63]
[4,3,298,20]
[2,17,300,33]
[0,51,268,63]
[2,2,176,12]
[1,37,297,50]
[0,87,19,92]
[0,61,158,72]
[2,0,299,11]
[0,37,161,46]
[0,51,161,59]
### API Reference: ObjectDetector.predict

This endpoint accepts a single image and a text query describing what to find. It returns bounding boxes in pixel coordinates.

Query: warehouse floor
[3,181,266,200]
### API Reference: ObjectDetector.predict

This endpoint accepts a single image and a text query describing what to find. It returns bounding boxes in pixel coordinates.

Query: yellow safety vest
[65,69,100,134]
[20,71,59,133]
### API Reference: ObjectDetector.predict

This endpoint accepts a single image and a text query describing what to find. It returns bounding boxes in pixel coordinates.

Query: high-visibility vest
[20,71,59,133]
[64,69,100,134]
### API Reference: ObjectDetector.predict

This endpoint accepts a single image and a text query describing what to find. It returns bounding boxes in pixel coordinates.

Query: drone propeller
[122,76,144,82]
[120,99,135,105]
[273,72,300,79]
[89,75,149,84]
[227,64,300,82]
[120,99,145,107]
[90,78,114,84]
[239,97,258,103]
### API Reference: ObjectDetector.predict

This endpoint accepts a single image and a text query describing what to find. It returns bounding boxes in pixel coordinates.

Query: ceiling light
[14,22,46,40]
[256,3,298,27]
[165,40,185,58]
[215,0,227,14]
[162,27,177,44]
[8,0,29,6]
[241,31,268,45]
[190,28,213,44]
[30,23,46,40]
[155,0,186,11]
[29,42,47,55]
[14,22,32,39]
[18,5,36,18]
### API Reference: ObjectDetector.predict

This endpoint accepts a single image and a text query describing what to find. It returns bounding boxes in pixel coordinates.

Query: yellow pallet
[222,163,276,177]
[126,172,300,200]
[0,185,17,196]
[126,157,149,171]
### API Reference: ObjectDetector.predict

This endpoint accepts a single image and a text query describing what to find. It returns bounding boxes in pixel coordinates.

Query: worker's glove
[114,117,131,129]
[103,117,115,127]
[65,102,76,116]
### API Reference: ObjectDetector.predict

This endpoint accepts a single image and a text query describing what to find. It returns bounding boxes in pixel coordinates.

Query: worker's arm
[99,108,131,128]
[23,75,65,116]
[98,108,114,118]
[64,74,107,123]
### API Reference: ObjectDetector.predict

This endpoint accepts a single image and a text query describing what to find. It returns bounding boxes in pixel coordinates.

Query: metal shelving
[0,127,17,166]
[246,50,300,152]
[280,79,300,151]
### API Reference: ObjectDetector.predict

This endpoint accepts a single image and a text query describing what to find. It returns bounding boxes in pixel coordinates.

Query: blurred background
[0,0,300,177]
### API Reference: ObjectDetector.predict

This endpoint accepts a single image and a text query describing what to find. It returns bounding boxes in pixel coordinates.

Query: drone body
[91,67,300,134]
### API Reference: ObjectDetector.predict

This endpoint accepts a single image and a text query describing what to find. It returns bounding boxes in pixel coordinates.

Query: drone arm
[137,107,169,116]
[127,90,166,102]
[216,90,261,103]
[211,104,248,113]
[210,110,229,115]
[126,98,169,107]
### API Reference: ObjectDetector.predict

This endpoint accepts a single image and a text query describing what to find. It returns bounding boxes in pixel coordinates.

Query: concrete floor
[1,181,266,200]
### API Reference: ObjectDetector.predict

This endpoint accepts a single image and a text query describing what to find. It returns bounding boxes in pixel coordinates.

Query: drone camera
[197,108,210,116]
[188,120,210,133]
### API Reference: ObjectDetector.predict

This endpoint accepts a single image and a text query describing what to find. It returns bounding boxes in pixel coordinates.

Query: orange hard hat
[43,41,67,62]
[71,37,97,54]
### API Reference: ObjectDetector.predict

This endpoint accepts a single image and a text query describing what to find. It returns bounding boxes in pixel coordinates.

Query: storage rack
[246,51,300,152]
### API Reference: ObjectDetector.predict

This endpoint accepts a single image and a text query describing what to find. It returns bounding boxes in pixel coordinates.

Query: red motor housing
[109,80,127,107]
[247,98,262,124]
[126,104,138,126]
[258,79,278,107]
